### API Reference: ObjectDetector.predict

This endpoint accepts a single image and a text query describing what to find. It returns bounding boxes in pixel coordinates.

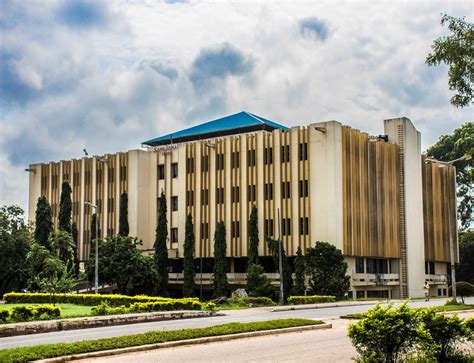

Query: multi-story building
[27,111,458,299]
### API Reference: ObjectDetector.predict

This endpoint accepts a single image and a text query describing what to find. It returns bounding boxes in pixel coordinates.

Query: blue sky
[0,0,472,211]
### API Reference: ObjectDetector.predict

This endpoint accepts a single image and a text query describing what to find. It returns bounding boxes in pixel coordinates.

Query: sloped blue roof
[143,111,288,146]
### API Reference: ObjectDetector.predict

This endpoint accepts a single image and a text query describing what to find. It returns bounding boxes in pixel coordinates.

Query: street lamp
[277,208,284,305]
[85,201,99,294]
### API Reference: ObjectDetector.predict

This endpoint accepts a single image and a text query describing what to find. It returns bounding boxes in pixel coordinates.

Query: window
[170,228,178,243]
[232,221,240,238]
[366,259,389,274]
[281,145,290,163]
[231,152,240,168]
[171,196,178,211]
[232,186,240,203]
[248,185,256,202]
[73,172,80,185]
[299,180,309,198]
[356,291,365,299]
[356,257,365,273]
[200,223,209,239]
[108,198,114,213]
[120,165,127,181]
[264,147,273,165]
[299,143,308,161]
[52,175,58,189]
[425,261,435,275]
[264,183,273,200]
[85,170,91,185]
[186,157,194,174]
[108,168,115,182]
[264,219,274,237]
[201,156,209,172]
[216,187,225,204]
[248,149,256,167]
[186,191,194,207]
[96,170,102,184]
[299,217,309,235]
[157,164,165,180]
[216,153,224,171]
[201,189,209,205]
[282,218,291,236]
[171,163,178,178]
[367,290,389,299]
[281,181,291,199]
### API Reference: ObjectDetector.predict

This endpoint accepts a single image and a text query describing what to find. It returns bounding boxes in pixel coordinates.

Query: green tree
[426,122,473,229]
[426,14,474,108]
[248,205,259,265]
[246,263,273,298]
[182,213,196,297]
[36,266,75,304]
[49,230,75,272]
[118,191,129,236]
[34,196,53,251]
[293,246,306,296]
[306,241,350,299]
[154,191,168,296]
[0,205,32,296]
[213,221,228,298]
[71,222,80,277]
[267,237,293,302]
[457,230,474,283]
[58,181,72,233]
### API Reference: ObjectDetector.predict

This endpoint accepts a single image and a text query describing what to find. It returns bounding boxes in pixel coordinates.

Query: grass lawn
[1,303,93,319]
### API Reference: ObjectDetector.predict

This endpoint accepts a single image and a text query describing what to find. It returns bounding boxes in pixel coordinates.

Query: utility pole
[277,208,284,305]
[85,202,99,294]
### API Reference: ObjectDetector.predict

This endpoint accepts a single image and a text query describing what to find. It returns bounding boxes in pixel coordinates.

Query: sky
[0,0,473,212]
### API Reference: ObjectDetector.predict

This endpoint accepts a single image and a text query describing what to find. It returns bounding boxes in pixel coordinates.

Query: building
[27,111,458,299]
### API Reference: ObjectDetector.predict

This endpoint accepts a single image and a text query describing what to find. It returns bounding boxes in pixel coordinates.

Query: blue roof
[143,111,288,146]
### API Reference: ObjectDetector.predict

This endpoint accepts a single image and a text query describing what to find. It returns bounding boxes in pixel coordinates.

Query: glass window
[356,257,365,273]
[171,163,178,178]
[264,183,273,200]
[186,158,194,174]
[232,221,240,238]
[299,143,308,161]
[186,191,194,207]
[232,186,240,203]
[171,196,178,211]
[248,149,256,167]
[248,185,256,202]
[281,145,290,163]
[264,219,274,237]
[201,156,209,172]
[299,217,309,235]
[201,189,209,205]
[231,152,240,168]
[216,154,224,170]
[157,164,165,180]
[299,180,309,198]
[170,228,178,243]
[264,147,273,165]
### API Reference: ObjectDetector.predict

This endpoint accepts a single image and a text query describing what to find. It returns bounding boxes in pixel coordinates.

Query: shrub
[11,305,62,322]
[91,302,129,316]
[240,297,275,307]
[202,302,216,311]
[11,306,36,322]
[287,295,336,305]
[465,316,474,336]
[0,309,11,323]
[128,299,202,313]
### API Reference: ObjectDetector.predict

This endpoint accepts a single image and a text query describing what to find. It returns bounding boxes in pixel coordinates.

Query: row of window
[158,163,178,180]
[355,257,390,274]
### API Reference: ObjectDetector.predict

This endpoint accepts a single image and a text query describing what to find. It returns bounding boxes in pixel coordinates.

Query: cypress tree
[248,205,259,265]
[154,191,168,296]
[294,245,306,295]
[246,263,273,298]
[71,222,80,277]
[118,191,129,236]
[213,221,228,298]
[182,213,195,297]
[35,196,53,251]
[58,181,72,233]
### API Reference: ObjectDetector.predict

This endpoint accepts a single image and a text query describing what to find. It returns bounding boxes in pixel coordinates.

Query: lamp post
[277,208,284,305]
[85,201,99,294]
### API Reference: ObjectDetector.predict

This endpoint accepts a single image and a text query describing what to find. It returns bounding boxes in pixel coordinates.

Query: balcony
[425,274,448,285]
[351,273,400,287]
[168,272,282,286]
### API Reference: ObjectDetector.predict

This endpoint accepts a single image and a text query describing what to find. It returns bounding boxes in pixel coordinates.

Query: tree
[49,230,75,272]
[36,266,75,304]
[246,263,273,298]
[449,281,474,304]
[0,205,32,296]
[35,196,53,251]
[426,122,473,229]
[267,237,293,302]
[294,246,306,295]
[306,241,350,299]
[58,181,72,233]
[248,205,259,265]
[426,14,474,108]
[457,230,474,283]
[213,221,228,298]
[154,191,168,296]
[182,213,195,297]
[118,191,129,236]
[71,222,80,277]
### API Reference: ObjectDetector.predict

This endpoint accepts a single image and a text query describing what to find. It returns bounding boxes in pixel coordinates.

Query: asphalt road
[1,297,472,350]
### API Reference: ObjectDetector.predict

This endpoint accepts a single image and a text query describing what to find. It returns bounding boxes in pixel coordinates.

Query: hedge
[287,295,336,305]
[0,319,322,362]
[0,309,11,323]
[129,300,202,312]
[3,292,200,307]
[11,305,61,322]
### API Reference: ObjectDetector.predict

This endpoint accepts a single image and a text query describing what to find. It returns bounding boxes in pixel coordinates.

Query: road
[0,298,472,350]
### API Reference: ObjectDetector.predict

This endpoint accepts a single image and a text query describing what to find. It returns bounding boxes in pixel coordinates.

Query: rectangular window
[171,196,178,212]
[264,183,273,200]
[247,149,256,167]
[248,185,256,202]
[281,181,291,199]
[170,228,178,243]
[157,164,165,180]
[299,217,309,235]
[366,258,389,274]
[73,172,80,185]
[232,186,240,203]
[96,170,102,184]
[186,191,194,207]
[356,257,365,273]
[171,163,178,178]
[280,145,290,163]
[231,152,240,168]
[264,219,274,237]
[201,155,209,172]
[186,158,194,174]
[201,189,209,205]
[216,153,224,171]
[216,187,225,204]
[85,170,91,185]
[120,165,127,181]
[299,180,309,198]
[232,221,240,238]
[200,223,209,239]
[264,147,273,165]
[108,168,115,183]
[108,198,114,213]
[299,143,308,161]
[282,218,291,236]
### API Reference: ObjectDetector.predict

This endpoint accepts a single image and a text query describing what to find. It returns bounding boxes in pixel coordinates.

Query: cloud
[135,60,179,81]
[189,43,254,90]
[299,17,330,41]
[57,0,108,28]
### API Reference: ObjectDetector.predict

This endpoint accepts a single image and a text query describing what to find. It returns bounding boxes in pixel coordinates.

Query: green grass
[0,318,322,363]
[1,303,93,319]
[340,304,474,319]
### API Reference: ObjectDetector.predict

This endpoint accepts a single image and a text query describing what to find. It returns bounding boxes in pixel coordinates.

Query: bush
[287,295,336,305]
[202,302,216,311]
[91,302,129,316]
[222,297,276,308]
[11,305,61,322]
[0,309,11,323]
[4,292,200,307]
[465,316,474,336]
[129,299,202,313]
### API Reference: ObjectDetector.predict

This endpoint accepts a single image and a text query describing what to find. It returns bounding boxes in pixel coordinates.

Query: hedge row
[0,305,61,323]
[287,295,336,305]
[90,299,203,316]
[3,292,199,307]
[0,319,322,362]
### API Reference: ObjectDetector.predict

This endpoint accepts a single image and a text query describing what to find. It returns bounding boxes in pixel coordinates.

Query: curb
[270,300,405,312]
[37,323,332,362]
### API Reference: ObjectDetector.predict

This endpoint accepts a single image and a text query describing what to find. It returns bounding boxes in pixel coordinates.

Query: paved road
[1,298,472,349]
